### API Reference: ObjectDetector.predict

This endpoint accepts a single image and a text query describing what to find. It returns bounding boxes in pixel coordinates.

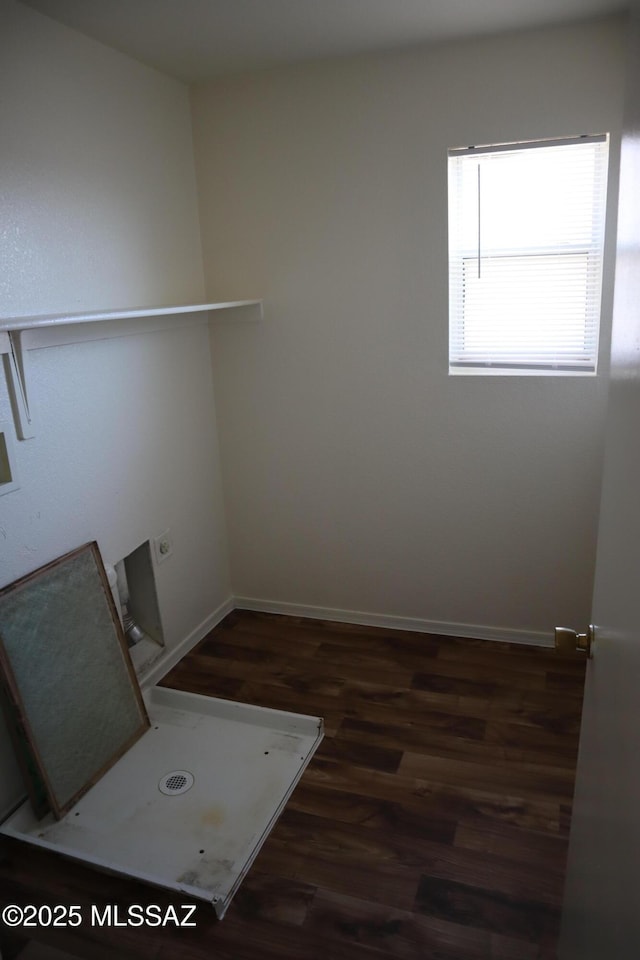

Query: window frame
[447,134,609,377]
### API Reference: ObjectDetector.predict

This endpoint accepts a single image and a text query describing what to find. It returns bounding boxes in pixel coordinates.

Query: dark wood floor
[0,610,585,960]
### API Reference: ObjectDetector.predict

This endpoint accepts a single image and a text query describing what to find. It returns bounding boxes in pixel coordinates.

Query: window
[448,135,609,375]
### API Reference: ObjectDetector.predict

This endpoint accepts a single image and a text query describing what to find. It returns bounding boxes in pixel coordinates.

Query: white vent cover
[158,770,194,796]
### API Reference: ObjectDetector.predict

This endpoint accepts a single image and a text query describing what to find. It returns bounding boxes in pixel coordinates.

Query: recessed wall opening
[115,540,165,677]
[0,424,20,496]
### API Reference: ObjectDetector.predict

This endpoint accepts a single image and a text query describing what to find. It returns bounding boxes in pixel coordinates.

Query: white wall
[192,18,626,639]
[0,3,229,817]
[0,0,205,317]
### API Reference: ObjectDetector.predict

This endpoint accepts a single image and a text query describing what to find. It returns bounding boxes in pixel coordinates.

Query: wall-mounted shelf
[0,300,263,333]
[0,300,263,440]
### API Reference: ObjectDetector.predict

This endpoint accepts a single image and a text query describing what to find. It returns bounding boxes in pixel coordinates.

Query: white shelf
[0,300,262,439]
[0,300,263,333]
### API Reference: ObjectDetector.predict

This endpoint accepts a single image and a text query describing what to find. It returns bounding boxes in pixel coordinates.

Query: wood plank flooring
[0,610,585,960]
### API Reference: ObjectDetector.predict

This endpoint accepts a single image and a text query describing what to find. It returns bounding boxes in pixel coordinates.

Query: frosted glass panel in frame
[0,542,149,818]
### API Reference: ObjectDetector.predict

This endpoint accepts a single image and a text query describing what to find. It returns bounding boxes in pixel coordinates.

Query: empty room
[1,0,640,957]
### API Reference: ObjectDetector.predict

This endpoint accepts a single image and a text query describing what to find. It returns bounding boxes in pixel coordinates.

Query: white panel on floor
[1,687,323,919]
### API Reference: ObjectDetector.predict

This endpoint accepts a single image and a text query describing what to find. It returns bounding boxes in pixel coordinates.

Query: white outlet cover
[153,529,173,564]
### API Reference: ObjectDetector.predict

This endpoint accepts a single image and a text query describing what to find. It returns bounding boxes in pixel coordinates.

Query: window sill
[449,366,597,377]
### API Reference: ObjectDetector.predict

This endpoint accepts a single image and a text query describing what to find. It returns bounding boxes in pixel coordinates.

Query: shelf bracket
[3,331,35,439]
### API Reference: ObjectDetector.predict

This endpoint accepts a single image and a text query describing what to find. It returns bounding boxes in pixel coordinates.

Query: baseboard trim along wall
[140,596,236,688]
[139,592,552,696]
[233,597,553,648]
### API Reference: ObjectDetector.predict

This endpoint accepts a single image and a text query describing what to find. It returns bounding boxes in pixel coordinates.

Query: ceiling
[21,0,628,83]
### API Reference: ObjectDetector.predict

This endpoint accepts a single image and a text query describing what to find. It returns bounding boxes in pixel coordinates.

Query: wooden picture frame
[0,542,149,819]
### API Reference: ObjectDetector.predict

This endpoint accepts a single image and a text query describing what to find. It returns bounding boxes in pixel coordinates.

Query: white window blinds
[448,135,609,374]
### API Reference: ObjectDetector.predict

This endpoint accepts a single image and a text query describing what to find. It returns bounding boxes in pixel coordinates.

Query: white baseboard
[139,593,552,695]
[140,595,235,688]
[233,596,553,648]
